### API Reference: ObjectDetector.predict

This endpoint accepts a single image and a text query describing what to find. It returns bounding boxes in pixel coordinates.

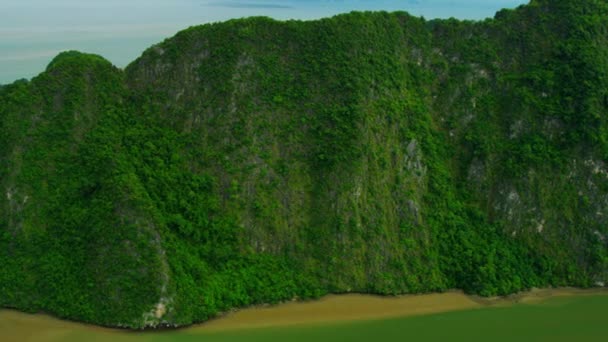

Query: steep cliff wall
[1,0,607,328]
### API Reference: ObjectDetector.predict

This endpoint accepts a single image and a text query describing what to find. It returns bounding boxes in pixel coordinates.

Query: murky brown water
[0,309,134,342]
[198,291,479,332]
[1,288,605,342]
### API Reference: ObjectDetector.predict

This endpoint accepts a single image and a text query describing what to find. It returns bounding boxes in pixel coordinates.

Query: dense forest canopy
[1,0,607,328]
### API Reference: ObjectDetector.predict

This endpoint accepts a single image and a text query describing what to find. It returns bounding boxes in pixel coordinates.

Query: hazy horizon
[0,0,528,84]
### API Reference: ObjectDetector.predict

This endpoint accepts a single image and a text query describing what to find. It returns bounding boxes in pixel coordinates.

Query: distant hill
[1,0,607,328]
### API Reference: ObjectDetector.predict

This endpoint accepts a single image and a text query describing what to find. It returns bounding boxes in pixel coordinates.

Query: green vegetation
[1,0,608,328]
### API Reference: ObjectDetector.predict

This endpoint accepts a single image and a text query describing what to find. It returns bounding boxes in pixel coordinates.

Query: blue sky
[0,0,528,84]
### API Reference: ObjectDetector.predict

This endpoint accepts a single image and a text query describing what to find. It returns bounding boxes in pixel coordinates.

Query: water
[0,0,528,84]
[0,289,606,342]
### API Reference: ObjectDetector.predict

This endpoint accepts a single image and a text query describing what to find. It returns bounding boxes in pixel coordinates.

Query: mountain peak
[46,50,113,73]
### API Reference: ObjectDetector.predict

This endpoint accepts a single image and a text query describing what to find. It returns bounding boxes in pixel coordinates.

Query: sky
[0,0,529,84]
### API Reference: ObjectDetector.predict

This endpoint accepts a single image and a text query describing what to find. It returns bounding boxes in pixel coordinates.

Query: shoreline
[191,287,608,333]
[1,287,606,335]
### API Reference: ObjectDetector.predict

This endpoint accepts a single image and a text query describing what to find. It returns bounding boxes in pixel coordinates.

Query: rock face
[1,0,608,328]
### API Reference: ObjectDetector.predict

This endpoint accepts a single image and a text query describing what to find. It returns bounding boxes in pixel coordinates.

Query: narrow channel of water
[0,288,605,342]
